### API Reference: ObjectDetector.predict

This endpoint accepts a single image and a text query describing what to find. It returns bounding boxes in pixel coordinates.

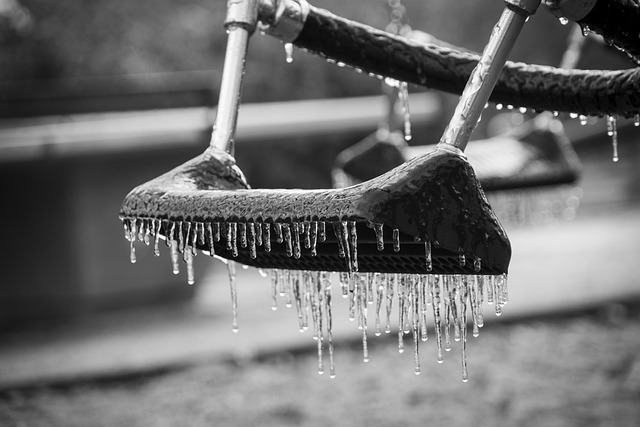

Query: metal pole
[210,0,259,156]
[438,0,541,153]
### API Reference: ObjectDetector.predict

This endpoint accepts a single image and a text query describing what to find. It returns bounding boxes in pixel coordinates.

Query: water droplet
[634,114,640,127]
[518,107,527,114]
[495,103,503,110]
[581,25,591,37]
[559,16,569,25]
[569,112,578,119]
[228,261,239,332]
[284,42,294,63]
[579,115,588,125]
[473,258,481,273]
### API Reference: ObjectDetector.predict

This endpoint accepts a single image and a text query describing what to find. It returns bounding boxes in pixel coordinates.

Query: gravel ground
[1,304,639,427]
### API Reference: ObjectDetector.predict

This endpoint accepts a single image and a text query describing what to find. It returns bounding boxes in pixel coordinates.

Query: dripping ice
[121,217,509,380]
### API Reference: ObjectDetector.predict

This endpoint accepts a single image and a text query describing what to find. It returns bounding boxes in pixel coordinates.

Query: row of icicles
[281,41,640,162]
[122,216,506,380]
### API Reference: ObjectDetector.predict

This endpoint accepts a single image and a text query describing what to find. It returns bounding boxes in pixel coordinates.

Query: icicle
[185,250,195,285]
[228,261,239,332]
[420,276,429,342]
[607,115,619,162]
[486,275,495,305]
[263,223,271,252]
[431,275,444,363]
[284,42,294,63]
[392,229,400,252]
[270,270,279,311]
[282,224,293,257]
[332,222,346,259]
[397,276,406,353]
[339,271,349,298]
[358,279,370,363]
[367,273,375,305]
[412,276,421,375]
[166,222,175,248]
[213,222,221,242]
[247,223,257,259]
[310,221,318,256]
[170,240,180,274]
[292,222,301,259]
[476,275,485,328]
[323,273,336,378]
[385,274,396,334]
[181,222,190,258]
[129,219,137,263]
[460,275,469,382]
[425,241,432,272]
[473,258,481,273]
[143,220,151,245]
[318,221,326,242]
[399,81,412,141]
[458,249,466,267]
[275,222,283,243]
[374,274,384,336]
[255,221,263,246]
[238,223,247,248]
[442,276,452,352]
[190,223,198,256]
[293,272,304,331]
[285,270,294,308]
[177,221,185,253]
[373,223,384,251]
[137,219,145,242]
[348,221,358,272]
[278,269,287,296]
[348,276,356,321]
[153,219,162,257]
[303,222,311,249]
[226,223,237,257]
[634,114,639,127]
[205,223,215,257]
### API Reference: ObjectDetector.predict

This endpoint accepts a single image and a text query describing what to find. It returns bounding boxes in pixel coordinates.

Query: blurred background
[0,0,639,425]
